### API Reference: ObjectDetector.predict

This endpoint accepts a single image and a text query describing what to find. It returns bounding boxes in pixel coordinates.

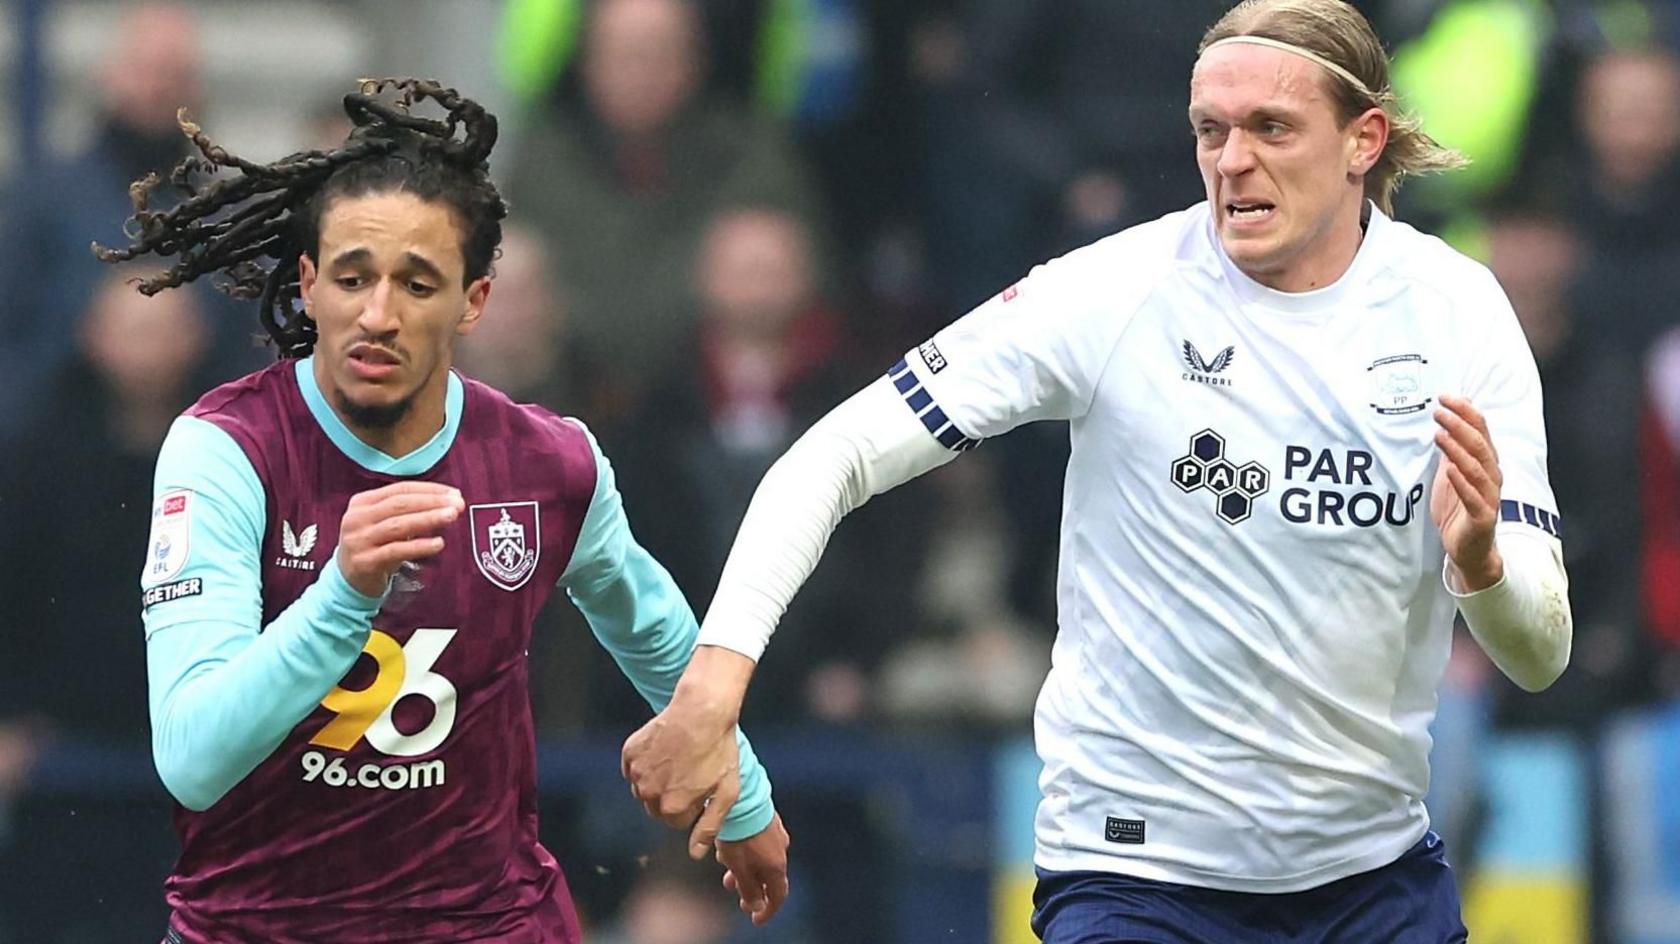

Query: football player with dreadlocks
[98,78,788,942]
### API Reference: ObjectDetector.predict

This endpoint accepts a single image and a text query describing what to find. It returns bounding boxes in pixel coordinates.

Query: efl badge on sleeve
[1367,353,1431,415]
[144,490,192,585]
[469,502,541,591]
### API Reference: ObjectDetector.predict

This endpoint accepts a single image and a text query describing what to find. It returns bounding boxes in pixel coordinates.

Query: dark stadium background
[3,1,1678,941]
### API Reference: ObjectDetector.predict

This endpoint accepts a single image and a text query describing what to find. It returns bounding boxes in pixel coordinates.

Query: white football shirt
[894,202,1558,891]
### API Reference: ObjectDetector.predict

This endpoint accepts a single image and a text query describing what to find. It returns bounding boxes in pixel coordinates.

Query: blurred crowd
[5,0,1680,940]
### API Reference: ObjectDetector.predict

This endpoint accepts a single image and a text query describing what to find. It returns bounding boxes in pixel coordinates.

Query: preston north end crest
[469,502,541,591]
[1367,353,1431,415]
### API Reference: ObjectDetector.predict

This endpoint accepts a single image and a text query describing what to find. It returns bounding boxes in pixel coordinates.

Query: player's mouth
[1224,201,1276,227]
[347,342,403,381]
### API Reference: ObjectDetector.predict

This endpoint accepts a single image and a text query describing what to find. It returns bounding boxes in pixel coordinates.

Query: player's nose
[1217,129,1258,177]
[356,278,399,333]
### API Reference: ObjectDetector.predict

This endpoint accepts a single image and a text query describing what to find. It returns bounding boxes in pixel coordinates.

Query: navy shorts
[1031,832,1468,944]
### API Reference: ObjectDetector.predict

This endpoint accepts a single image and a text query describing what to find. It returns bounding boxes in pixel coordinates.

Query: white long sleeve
[695,376,957,661]
[1446,524,1573,692]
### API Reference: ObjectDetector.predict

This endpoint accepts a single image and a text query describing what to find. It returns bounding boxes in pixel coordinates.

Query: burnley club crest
[469,502,541,591]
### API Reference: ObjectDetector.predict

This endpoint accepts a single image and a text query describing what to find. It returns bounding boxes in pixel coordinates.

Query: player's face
[1189,44,1386,291]
[298,191,488,443]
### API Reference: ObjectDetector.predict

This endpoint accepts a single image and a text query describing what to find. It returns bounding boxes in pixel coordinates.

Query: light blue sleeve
[143,416,386,811]
[559,421,776,842]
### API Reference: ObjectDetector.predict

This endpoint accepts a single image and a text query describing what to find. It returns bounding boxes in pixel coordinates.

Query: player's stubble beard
[336,389,417,431]
[333,363,428,432]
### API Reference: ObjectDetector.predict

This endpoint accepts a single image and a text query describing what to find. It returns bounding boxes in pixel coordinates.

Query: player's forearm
[1449,527,1573,692]
[571,540,702,709]
[565,419,719,710]
[692,444,865,665]
[148,557,382,810]
[668,646,757,727]
[695,377,954,663]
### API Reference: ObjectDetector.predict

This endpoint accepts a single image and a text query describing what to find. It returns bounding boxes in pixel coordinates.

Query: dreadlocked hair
[92,77,507,358]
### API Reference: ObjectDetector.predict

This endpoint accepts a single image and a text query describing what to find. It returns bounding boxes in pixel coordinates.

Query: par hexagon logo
[1170,429,1270,524]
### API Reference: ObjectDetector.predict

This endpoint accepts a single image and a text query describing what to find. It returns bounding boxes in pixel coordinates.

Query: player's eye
[1260,120,1288,137]
[1195,125,1225,144]
[408,280,437,297]
[335,275,364,290]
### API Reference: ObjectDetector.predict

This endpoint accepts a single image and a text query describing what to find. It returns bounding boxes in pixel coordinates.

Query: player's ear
[457,275,490,337]
[297,253,317,315]
[1346,106,1388,177]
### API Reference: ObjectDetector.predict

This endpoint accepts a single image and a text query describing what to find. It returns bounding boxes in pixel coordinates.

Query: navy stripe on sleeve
[1500,499,1563,539]
[886,358,979,452]
[890,363,918,394]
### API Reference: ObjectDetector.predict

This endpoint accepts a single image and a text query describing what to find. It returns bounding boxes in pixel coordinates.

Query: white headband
[1201,35,1376,100]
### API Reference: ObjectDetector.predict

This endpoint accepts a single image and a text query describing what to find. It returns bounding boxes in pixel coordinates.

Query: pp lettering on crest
[1366,353,1430,415]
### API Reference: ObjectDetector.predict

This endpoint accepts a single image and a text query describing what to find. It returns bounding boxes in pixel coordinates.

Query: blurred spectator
[455,223,574,413]
[830,4,972,357]
[1571,46,1680,255]
[612,207,930,727]
[592,840,807,944]
[1640,329,1680,669]
[1479,207,1652,729]
[919,0,1230,311]
[507,0,826,431]
[0,2,263,444]
[1538,43,1680,354]
[500,0,898,255]
[0,267,211,941]
[698,0,913,263]
[592,849,731,944]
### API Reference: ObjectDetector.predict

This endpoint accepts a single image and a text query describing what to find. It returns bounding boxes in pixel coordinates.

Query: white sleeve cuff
[1444,524,1572,692]
[695,376,957,661]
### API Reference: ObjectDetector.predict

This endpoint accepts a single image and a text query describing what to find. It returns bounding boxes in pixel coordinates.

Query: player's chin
[1218,231,1278,268]
[336,380,417,429]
